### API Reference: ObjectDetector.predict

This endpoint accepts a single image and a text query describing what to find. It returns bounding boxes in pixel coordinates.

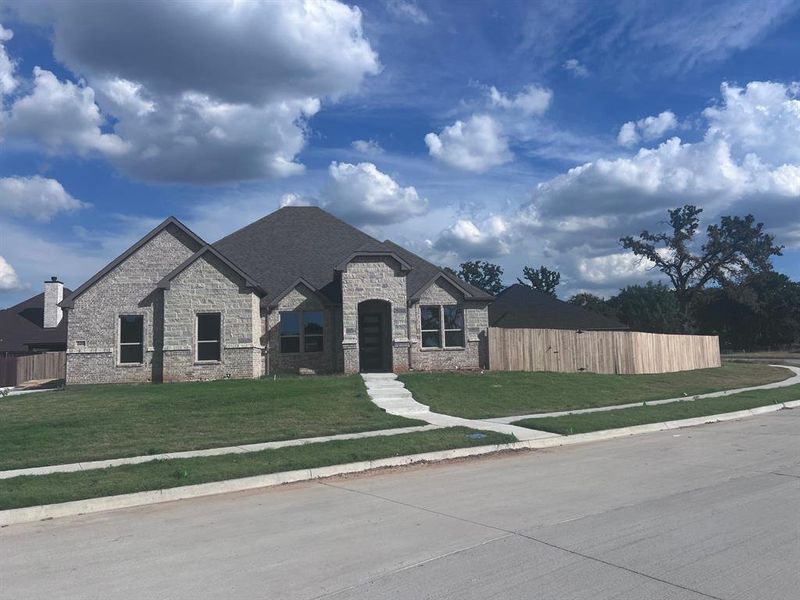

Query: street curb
[1,400,797,527]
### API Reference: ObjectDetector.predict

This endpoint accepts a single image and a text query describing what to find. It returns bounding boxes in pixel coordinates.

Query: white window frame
[196,312,222,363]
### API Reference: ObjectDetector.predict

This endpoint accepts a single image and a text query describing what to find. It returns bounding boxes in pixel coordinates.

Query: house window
[444,306,465,347]
[280,311,300,353]
[119,315,144,364]
[303,311,324,352]
[420,305,465,349]
[280,310,324,353]
[420,306,441,348]
[197,313,221,362]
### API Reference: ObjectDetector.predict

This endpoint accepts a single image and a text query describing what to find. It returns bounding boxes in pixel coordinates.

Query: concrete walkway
[361,373,559,441]
[487,363,800,424]
[0,424,439,480]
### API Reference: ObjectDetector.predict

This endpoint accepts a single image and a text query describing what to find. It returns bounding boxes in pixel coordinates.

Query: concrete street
[2,411,798,600]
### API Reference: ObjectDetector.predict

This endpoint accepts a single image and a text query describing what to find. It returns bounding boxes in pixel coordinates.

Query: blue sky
[1,0,799,307]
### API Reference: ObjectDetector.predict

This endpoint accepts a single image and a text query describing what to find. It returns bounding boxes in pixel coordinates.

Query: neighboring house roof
[60,217,207,309]
[0,290,72,353]
[156,245,266,296]
[214,206,491,306]
[489,284,628,330]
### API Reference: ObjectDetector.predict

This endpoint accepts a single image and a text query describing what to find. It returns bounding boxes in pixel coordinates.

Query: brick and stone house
[60,207,493,384]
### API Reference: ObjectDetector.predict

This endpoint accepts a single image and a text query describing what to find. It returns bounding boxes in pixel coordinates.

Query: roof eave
[334,251,412,273]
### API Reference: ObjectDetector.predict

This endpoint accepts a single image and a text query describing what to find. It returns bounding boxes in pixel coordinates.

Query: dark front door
[359,311,387,372]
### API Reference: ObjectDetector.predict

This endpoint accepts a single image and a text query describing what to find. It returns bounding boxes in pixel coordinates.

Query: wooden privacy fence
[0,352,66,387]
[488,328,721,375]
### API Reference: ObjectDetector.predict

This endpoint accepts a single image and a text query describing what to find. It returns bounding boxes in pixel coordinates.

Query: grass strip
[0,427,514,510]
[0,375,422,471]
[400,363,792,419]
[512,385,800,435]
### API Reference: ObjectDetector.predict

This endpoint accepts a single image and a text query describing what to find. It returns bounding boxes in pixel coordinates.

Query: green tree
[456,260,505,295]
[694,273,800,350]
[568,292,617,319]
[620,205,783,327]
[612,282,684,333]
[519,265,560,296]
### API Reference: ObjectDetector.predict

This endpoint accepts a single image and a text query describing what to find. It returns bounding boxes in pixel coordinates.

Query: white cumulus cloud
[425,114,512,172]
[5,67,128,156]
[617,110,677,146]
[323,162,428,225]
[351,139,384,155]
[0,256,23,291]
[4,0,380,183]
[576,252,655,286]
[15,0,379,105]
[704,81,800,165]
[0,23,17,95]
[433,216,510,258]
[488,84,553,116]
[0,175,86,221]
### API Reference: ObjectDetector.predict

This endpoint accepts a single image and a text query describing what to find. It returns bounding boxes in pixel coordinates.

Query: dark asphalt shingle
[0,290,72,353]
[489,284,627,330]
[214,206,491,305]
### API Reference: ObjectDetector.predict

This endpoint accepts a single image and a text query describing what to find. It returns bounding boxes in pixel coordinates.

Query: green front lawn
[512,385,800,435]
[0,427,514,510]
[399,363,792,419]
[0,376,422,471]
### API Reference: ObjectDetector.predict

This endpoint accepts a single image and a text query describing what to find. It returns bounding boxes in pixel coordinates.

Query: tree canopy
[518,265,561,296]
[456,260,505,295]
[620,205,783,324]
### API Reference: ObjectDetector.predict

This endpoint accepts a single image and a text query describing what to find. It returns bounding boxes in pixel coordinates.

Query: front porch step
[361,373,398,380]
[367,383,410,394]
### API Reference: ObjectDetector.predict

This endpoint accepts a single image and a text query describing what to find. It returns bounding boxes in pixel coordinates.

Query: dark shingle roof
[0,290,72,353]
[489,284,627,330]
[214,206,492,305]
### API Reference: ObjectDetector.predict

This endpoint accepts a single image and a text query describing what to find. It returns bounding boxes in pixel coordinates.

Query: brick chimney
[43,276,64,328]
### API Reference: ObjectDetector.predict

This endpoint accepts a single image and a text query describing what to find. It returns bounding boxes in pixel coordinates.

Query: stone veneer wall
[341,257,410,374]
[161,253,262,382]
[409,278,489,371]
[66,225,202,384]
[265,284,340,374]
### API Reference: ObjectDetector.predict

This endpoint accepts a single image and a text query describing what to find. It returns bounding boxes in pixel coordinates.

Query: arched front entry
[357,299,392,372]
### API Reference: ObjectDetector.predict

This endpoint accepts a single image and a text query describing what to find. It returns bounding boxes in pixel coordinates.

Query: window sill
[420,346,466,352]
[194,360,221,366]
[116,363,144,368]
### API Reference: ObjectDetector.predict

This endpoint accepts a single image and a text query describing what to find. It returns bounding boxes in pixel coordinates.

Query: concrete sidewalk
[361,373,559,441]
[0,424,439,480]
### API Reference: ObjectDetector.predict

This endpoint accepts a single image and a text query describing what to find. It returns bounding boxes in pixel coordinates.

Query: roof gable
[156,245,266,296]
[61,217,206,309]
